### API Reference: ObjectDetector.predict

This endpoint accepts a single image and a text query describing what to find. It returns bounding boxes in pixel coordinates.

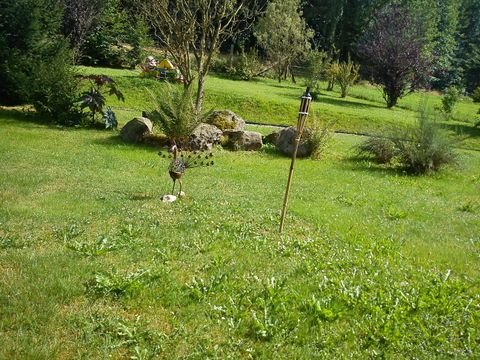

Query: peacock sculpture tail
[158,140,214,195]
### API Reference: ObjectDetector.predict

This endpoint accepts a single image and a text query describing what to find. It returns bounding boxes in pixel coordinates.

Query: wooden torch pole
[279,88,312,232]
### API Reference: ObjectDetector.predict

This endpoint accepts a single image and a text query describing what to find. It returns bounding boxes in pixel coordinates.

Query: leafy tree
[139,0,258,113]
[440,86,460,117]
[304,50,329,94]
[357,3,429,108]
[0,0,68,104]
[255,0,313,83]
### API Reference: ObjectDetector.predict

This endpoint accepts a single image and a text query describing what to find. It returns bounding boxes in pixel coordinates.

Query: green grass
[1,100,479,358]
[77,66,480,150]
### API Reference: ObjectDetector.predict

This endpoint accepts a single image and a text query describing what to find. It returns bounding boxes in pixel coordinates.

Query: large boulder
[263,131,280,145]
[207,110,246,131]
[189,123,223,150]
[276,126,313,157]
[223,130,263,151]
[120,117,153,143]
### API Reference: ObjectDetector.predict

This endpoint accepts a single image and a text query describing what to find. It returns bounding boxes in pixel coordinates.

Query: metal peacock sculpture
[159,140,214,196]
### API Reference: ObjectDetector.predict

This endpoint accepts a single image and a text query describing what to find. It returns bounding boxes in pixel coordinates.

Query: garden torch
[279,87,312,233]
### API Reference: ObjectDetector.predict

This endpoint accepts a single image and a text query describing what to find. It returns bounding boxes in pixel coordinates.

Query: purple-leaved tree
[357,4,430,108]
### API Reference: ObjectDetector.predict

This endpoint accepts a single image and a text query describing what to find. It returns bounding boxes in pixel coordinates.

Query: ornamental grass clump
[395,108,456,174]
[357,106,457,174]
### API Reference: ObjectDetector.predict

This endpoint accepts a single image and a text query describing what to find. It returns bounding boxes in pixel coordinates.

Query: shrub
[357,137,397,164]
[472,86,480,103]
[441,86,460,116]
[79,75,124,125]
[307,116,335,160]
[213,49,264,81]
[357,107,456,174]
[336,57,360,98]
[229,48,263,81]
[325,61,340,91]
[304,50,329,92]
[103,107,118,130]
[148,85,203,141]
[28,45,83,125]
[395,109,456,174]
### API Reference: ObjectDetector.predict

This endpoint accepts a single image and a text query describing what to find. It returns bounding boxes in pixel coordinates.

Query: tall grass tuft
[307,115,335,160]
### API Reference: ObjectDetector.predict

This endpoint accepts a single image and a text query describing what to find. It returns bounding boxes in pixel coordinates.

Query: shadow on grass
[91,134,168,151]
[260,144,290,159]
[342,155,403,176]
[316,94,388,111]
[442,122,480,139]
[0,107,49,129]
[130,193,156,201]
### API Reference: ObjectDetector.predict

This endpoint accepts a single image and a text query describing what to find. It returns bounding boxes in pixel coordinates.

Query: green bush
[304,50,329,92]
[213,49,263,81]
[78,75,124,126]
[357,137,397,164]
[441,86,460,116]
[28,45,83,125]
[148,85,203,141]
[357,107,456,174]
[395,109,456,174]
[336,57,360,98]
[472,86,480,103]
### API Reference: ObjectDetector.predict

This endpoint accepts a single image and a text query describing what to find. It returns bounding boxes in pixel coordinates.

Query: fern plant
[148,85,205,142]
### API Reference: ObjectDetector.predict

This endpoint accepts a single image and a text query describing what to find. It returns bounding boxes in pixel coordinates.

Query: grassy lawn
[1,67,480,358]
[77,66,480,151]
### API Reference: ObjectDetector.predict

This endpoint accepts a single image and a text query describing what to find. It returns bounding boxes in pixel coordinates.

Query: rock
[120,117,153,143]
[223,130,263,151]
[263,131,280,145]
[276,126,313,157]
[207,110,246,131]
[189,123,223,150]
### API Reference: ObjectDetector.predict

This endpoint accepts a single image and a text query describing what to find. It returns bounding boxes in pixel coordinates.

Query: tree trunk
[196,73,205,113]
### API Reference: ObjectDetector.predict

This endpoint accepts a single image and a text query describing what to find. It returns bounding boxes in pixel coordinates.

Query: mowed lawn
[78,66,480,151]
[0,96,479,358]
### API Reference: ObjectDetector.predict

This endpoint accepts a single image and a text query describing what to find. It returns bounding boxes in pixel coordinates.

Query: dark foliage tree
[456,0,480,93]
[429,0,461,89]
[61,0,105,62]
[357,4,430,108]
[303,0,387,59]
[0,0,80,123]
[81,0,150,68]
